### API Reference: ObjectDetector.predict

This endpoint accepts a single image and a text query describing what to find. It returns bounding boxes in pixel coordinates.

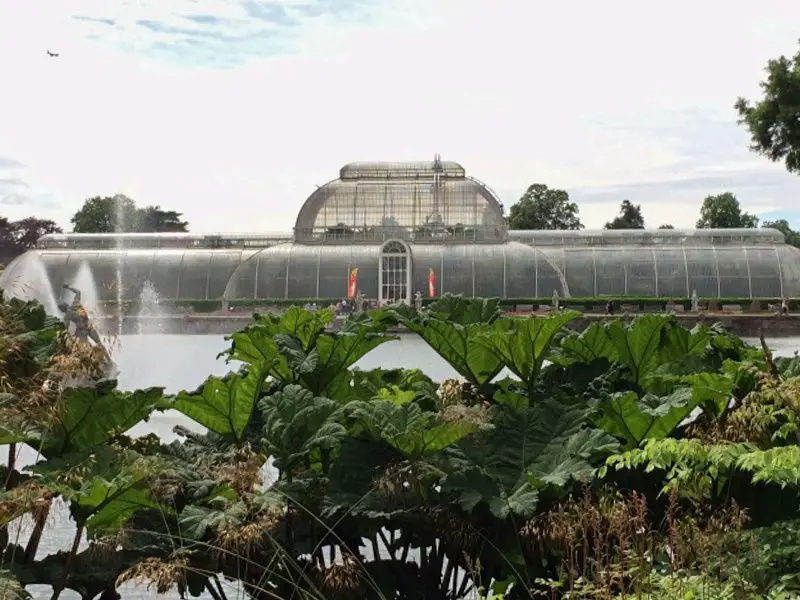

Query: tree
[735,40,800,174]
[136,205,189,232]
[70,195,189,233]
[604,200,644,229]
[696,192,758,229]
[658,224,675,229]
[0,216,62,266]
[11,216,62,248]
[762,218,800,248]
[507,183,583,230]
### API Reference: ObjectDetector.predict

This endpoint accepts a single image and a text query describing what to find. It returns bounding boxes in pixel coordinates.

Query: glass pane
[505,244,539,297]
[441,246,472,296]
[122,251,157,301]
[715,247,751,297]
[563,249,594,297]
[626,249,657,296]
[287,247,319,298]
[594,249,626,296]
[210,250,246,299]
[685,248,718,297]
[747,247,783,298]
[179,252,211,300]
[473,246,505,297]
[654,249,688,298]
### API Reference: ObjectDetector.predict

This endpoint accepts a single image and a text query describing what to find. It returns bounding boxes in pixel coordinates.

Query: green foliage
[763,218,800,248]
[173,364,267,441]
[70,194,189,233]
[736,40,800,175]
[393,295,507,385]
[0,216,62,266]
[604,199,645,229]
[696,192,759,229]
[4,295,800,600]
[506,183,584,230]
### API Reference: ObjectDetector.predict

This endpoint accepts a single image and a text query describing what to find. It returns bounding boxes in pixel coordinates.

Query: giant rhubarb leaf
[395,296,507,385]
[402,319,507,385]
[593,387,697,449]
[477,311,580,393]
[34,380,164,456]
[350,400,476,460]
[259,384,346,474]
[173,363,267,441]
[558,315,678,388]
[440,399,618,519]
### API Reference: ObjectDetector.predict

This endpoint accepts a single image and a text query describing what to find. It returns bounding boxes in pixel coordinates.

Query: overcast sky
[1,0,800,233]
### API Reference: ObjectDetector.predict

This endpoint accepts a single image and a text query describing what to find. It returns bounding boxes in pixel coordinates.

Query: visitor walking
[781,297,789,315]
[606,299,615,316]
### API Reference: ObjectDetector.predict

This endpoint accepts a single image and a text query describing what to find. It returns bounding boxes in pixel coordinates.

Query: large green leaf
[221,307,332,377]
[477,311,580,393]
[393,296,508,385]
[683,372,735,419]
[32,446,164,537]
[34,381,164,456]
[259,384,346,474]
[174,363,267,441]
[593,387,697,449]
[776,355,800,379]
[603,315,669,386]
[402,319,507,385]
[555,321,615,364]
[350,400,476,460]
[440,399,619,519]
[310,327,397,397]
[557,315,677,388]
[425,295,504,325]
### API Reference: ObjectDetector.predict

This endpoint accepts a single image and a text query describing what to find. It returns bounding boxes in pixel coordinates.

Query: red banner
[428,267,436,298]
[347,268,358,299]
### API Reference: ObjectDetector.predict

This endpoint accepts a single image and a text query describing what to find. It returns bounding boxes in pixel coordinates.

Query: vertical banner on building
[428,267,436,298]
[347,268,358,299]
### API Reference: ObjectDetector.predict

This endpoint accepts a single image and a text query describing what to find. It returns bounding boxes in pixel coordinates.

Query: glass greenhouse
[2,157,799,304]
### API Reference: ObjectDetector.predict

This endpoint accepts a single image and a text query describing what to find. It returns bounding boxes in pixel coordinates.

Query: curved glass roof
[3,241,799,304]
[294,158,507,244]
[509,228,785,246]
[339,161,466,179]
[36,232,292,250]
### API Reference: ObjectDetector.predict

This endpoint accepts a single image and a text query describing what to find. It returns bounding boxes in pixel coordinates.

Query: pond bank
[98,311,800,337]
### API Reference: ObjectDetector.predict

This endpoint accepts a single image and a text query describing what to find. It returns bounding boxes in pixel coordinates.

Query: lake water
[5,333,799,599]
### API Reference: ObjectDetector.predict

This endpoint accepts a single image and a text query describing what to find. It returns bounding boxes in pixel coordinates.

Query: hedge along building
[2,156,800,307]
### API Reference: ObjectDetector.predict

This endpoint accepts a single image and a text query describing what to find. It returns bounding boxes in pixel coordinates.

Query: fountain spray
[114,194,125,337]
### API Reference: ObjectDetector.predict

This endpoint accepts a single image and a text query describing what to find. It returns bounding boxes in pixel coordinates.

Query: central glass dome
[293,156,507,243]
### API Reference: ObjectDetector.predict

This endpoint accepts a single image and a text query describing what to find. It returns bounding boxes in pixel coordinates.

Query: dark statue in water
[57,284,112,362]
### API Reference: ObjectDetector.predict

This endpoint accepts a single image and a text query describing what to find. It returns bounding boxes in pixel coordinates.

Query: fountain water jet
[2,253,60,315]
[114,195,125,337]
[67,262,103,325]
[137,280,166,334]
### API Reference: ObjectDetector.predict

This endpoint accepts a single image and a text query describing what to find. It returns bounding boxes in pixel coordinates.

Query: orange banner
[428,267,436,298]
[347,268,358,299]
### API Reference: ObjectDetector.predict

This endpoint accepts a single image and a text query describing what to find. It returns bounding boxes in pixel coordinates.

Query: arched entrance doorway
[379,240,411,305]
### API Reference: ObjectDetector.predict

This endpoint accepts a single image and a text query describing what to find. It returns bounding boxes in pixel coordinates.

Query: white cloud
[1,0,800,232]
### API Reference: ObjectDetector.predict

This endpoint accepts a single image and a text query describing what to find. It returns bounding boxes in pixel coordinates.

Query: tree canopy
[507,183,583,230]
[696,192,758,229]
[70,195,189,233]
[735,40,800,175]
[604,200,644,229]
[762,218,800,248]
[658,224,675,230]
[0,215,62,265]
